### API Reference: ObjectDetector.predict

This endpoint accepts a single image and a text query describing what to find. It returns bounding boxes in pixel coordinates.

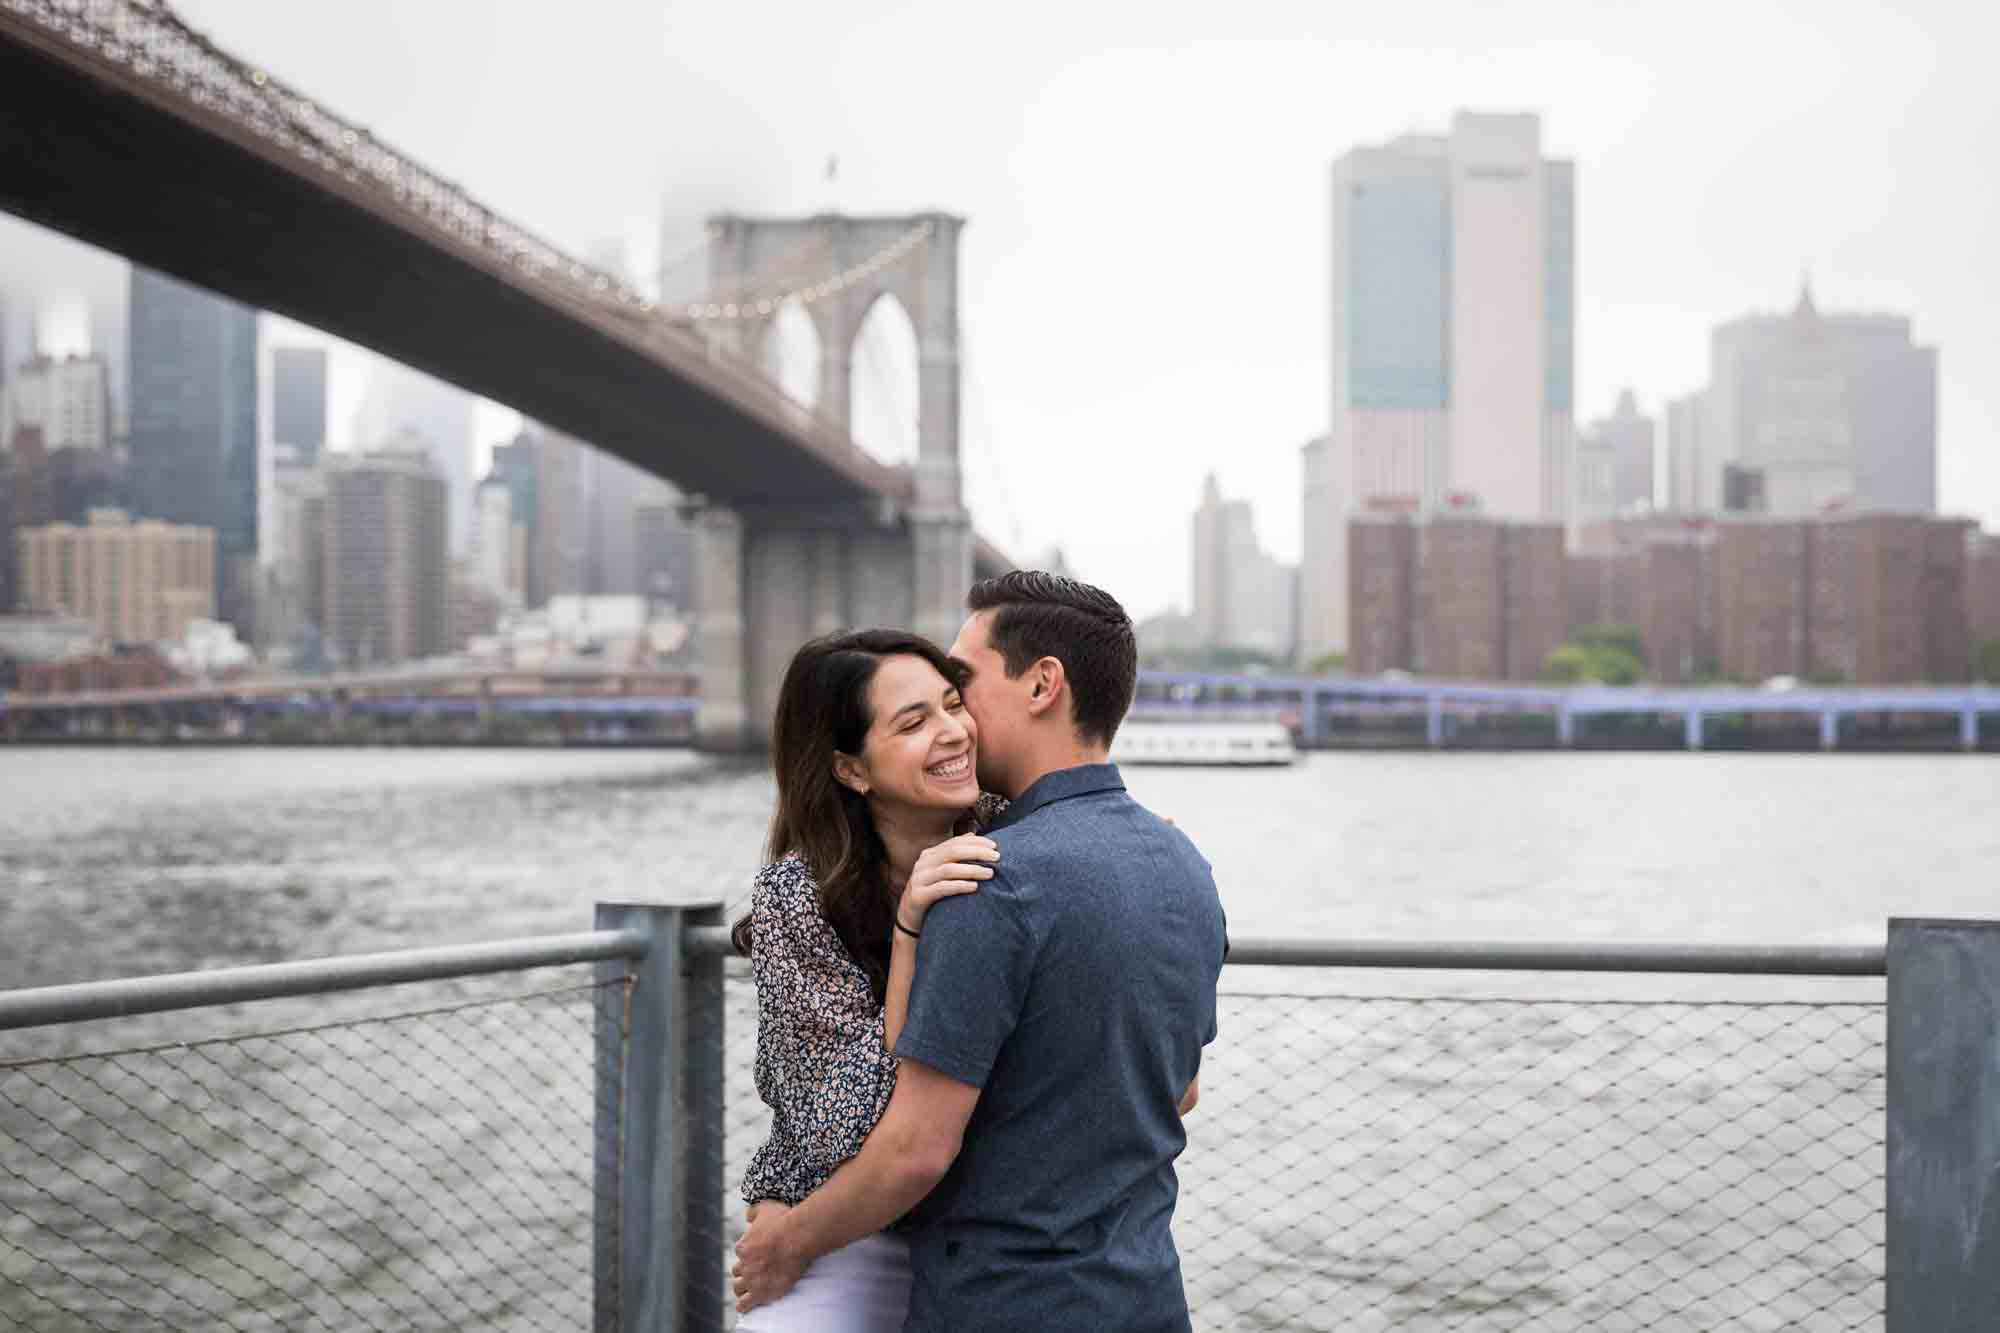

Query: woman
[731,629,1002,1331]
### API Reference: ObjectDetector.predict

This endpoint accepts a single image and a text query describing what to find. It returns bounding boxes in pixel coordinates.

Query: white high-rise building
[1192,474,1297,660]
[1302,111,1575,659]
[4,354,109,451]
[470,478,524,607]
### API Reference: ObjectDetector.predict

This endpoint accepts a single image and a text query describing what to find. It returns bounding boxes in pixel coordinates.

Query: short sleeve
[747,863,897,1182]
[1207,936,1229,1045]
[892,869,1036,1088]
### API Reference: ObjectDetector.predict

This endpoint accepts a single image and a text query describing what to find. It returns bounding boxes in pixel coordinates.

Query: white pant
[736,1231,912,1332]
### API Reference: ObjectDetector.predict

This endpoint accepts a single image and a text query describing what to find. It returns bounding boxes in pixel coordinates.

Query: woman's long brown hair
[731,629,969,1004]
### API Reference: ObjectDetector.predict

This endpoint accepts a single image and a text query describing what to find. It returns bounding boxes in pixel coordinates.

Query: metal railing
[5,914,1996,1331]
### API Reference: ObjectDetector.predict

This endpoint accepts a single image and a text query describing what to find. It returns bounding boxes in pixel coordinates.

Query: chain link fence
[713,974,1883,1331]
[0,971,629,1332]
[0,947,1890,1333]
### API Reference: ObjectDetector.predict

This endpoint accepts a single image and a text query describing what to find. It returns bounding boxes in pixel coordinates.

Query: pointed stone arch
[847,288,920,468]
[756,298,822,412]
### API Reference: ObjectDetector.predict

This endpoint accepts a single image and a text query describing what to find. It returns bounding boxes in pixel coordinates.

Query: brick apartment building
[1349,513,1566,681]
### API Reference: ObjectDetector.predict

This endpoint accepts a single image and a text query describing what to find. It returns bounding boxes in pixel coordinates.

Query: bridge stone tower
[693,212,973,748]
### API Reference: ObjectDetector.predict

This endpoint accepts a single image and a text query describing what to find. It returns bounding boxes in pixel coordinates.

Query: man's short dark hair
[966,570,1137,745]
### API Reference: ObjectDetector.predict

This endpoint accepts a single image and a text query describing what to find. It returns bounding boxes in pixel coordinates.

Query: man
[734,570,1228,1331]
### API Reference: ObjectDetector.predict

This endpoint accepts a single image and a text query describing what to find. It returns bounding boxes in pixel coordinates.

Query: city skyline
[152,0,2000,622]
[2,0,1996,625]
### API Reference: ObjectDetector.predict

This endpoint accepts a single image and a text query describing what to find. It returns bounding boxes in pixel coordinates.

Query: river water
[2,746,1994,1329]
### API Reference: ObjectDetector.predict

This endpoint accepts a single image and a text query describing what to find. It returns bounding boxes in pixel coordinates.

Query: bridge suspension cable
[682,220,933,321]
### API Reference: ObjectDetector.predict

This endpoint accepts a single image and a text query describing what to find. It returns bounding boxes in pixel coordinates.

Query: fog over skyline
[5,0,1994,619]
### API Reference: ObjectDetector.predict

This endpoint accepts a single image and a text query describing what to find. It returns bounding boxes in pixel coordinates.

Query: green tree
[1305,652,1347,677]
[1976,636,2000,684]
[1543,625,1646,686]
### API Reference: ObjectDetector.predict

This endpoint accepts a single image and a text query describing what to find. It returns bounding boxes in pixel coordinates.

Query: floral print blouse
[738,853,898,1205]
[739,796,1006,1205]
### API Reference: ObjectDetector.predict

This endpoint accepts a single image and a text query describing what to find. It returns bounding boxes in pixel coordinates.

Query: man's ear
[832,751,871,796]
[1023,657,1066,720]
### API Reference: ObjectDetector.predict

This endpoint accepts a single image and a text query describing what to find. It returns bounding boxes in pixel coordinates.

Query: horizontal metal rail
[0,930,652,1031]
[0,925,1887,1033]
[686,924,736,958]
[1224,936,1886,975]
[688,923,1883,975]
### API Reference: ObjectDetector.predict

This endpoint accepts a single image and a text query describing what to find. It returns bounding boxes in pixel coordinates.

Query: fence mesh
[1,964,1886,1332]
[717,977,1883,1331]
[0,973,629,1333]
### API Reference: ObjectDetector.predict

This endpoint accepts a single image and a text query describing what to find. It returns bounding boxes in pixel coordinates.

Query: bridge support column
[1820,710,1840,752]
[1962,707,1980,752]
[912,215,972,651]
[696,507,750,751]
[1684,707,1704,751]
[810,532,847,637]
[911,515,972,650]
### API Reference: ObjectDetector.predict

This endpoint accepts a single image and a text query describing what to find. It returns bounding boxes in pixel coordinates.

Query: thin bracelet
[894,916,921,940]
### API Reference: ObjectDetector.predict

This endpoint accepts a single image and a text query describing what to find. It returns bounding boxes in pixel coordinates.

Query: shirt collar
[993,763,1125,828]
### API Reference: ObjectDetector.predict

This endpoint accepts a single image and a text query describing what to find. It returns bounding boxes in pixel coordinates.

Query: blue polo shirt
[893,764,1227,1332]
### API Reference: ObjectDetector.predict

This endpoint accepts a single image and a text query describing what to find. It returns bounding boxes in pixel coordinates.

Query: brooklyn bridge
[0,0,1010,747]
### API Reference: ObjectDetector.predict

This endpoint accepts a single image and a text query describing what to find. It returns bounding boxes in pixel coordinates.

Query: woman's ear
[831,750,871,796]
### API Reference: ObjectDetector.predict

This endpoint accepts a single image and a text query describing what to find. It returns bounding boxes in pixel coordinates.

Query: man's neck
[1005,740,1111,802]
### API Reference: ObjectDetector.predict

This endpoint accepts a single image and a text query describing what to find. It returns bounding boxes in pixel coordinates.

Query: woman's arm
[884,833,998,1052]
[745,861,901,1184]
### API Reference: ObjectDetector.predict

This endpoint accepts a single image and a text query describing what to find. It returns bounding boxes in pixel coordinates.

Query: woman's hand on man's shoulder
[899,834,999,935]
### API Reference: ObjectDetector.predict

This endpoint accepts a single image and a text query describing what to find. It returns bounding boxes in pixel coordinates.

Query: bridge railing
[4,914,1995,1331]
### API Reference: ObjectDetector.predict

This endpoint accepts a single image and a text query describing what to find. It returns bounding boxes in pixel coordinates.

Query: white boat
[1110,719,1299,767]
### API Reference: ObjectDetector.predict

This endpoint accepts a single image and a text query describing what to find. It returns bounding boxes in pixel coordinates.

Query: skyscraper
[1695,284,1936,517]
[1302,111,1575,659]
[1663,390,1708,513]
[485,430,542,604]
[126,267,258,627]
[355,359,476,557]
[3,354,109,452]
[323,451,448,666]
[271,346,327,463]
[1191,474,1296,659]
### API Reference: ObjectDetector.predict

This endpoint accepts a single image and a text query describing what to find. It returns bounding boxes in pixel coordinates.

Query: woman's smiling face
[836,653,979,813]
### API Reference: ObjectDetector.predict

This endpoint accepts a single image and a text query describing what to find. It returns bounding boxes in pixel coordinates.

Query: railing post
[1425,692,1444,748]
[1886,917,2000,1332]
[595,899,727,1333]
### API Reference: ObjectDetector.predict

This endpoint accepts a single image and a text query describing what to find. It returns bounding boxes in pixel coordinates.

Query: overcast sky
[7,0,1995,618]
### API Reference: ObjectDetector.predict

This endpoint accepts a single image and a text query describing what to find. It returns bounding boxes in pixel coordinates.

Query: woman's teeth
[927,755,971,781]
